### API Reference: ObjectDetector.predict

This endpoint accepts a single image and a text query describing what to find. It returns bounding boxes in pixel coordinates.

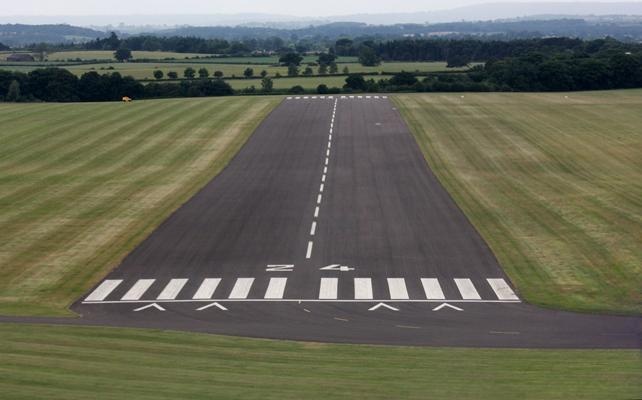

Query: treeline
[336,37,642,66]
[339,52,642,92]
[84,32,286,55]
[0,68,233,102]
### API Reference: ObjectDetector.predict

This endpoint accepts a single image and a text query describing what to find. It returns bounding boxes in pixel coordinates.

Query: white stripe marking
[454,279,481,300]
[328,141,331,149]
[85,280,122,301]
[157,279,188,300]
[321,174,326,182]
[420,278,445,300]
[310,221,317,235]
[387,278,410,300]
[323,166,328,174]
[193,278,221,299]
[354,278,373,300]
[319,183,324,193]
[264,278,287,299]
[306,241,314,259]
[487,278,519,300]
[317,194,322,204]
[319,278,338,299]
[121,279,155,301]
[314,206,320,218]
[286,96,292,100]
[326,149,330,157]
[229,278,254,299]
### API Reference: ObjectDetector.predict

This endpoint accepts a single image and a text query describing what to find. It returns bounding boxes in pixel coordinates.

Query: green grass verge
[0,96,281,316]
[1,323,639,400]
[393,90,642,314]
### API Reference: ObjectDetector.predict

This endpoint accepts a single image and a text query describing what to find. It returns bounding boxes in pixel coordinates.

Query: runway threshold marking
[487,278,519,300]
[121,279,155,301]
[454,278,482,300]
[192,278,222,299]
[84,279,122,302]
[229,278,254,299]
[85,277,520,303]
[157,278,188,300]
[319,277,338,299]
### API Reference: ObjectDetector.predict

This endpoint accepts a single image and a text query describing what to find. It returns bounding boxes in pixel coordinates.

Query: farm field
[0,60,458,80]
[1,323,639,400]
[394,90,642,314]
[0,96,280,316]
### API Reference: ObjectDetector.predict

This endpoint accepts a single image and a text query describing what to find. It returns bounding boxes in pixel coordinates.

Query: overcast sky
[2,0,630,16]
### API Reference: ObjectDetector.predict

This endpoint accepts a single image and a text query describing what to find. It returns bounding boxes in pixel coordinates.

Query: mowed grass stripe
[0,324,640,400]
[0,100,219,288]
[1,98,251,291]
[0,100,194,224]
[0,96,280,315]
[394,91,642,314]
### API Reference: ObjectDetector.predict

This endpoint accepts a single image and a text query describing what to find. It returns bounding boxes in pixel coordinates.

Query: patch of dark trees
[336,37,642,67]
[339,52,642,92]
[0,68,233,102]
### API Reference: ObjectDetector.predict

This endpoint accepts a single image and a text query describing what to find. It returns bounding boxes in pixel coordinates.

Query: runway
[64,95,639,348]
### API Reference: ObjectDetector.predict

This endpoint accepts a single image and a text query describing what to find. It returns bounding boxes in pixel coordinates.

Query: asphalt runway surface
[15,94,638,348]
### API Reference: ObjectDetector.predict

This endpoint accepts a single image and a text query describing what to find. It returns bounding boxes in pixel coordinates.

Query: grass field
[1,323,639,400]
[0,96,280,316]
[394,90,642,314]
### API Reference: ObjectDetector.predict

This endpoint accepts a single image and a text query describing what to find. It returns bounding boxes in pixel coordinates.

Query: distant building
[6,53,35,62]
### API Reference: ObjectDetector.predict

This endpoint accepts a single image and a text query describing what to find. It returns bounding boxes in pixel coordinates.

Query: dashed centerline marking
[306,241,314,259]
[310,221,317,236]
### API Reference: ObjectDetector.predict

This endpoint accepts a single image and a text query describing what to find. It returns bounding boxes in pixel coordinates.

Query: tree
[287,64,299,77]
[114,47,132,62]
[198,68,209,78]
[329,62,338,74]
[153,70,164,80]
[318,64,328,75]
[260,70,268,78]
[279,52,303,66]
[342,66,350,74]
[389,71,418,86]
[303,66,314,76]
[317,84,329,94]
[358,46,381,67]
[6,80,20,101]
[344,74,367,91]
[184,67,196,79]
[34,43,49,62]
[335,38,354,56]
[261,77,273,92]
[167,71,178,79]
[289,85,305,94]
[318,52,337,67]
[104,32,121,50]
[214,70,224,78]
[243,67,254,78]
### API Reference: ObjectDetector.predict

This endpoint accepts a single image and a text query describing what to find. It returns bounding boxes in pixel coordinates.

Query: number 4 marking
[320,264,355,272]
[266,264,294,272]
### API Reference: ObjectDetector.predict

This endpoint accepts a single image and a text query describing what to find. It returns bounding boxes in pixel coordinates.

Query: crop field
[394,90,642,314]
[46,50,217,61]
[0,96,280,316]
[1,323,639,400]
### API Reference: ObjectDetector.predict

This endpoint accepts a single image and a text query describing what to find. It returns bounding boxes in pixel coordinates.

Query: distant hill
[154,18,642,42]
[0,24,106,46]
